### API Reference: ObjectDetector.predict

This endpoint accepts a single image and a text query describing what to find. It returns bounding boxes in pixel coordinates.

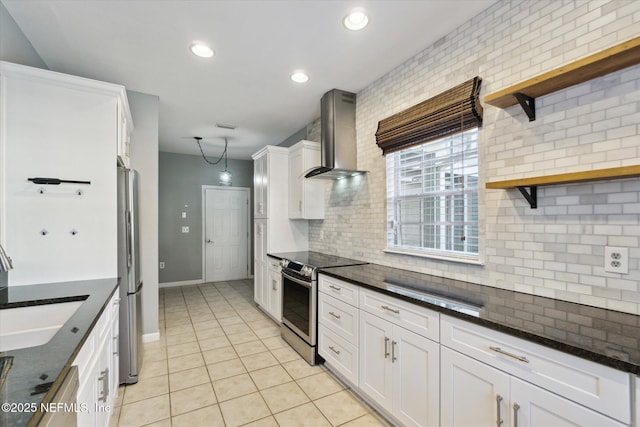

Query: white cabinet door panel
[359,311,393,412]
[510,377,626,427]
[393,325,439,427]
[441,346,510,427]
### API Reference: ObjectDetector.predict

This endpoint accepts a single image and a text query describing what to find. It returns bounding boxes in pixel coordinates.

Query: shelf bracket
[517,186,537,209]
[513,93,535,121]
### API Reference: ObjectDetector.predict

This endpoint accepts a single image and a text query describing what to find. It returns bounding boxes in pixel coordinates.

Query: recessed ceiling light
[290,71,310,83]
[190,42,214,58]
[343,8,369,31]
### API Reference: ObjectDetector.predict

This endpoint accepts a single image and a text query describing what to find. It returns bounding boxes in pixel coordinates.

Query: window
[386,128,479,260]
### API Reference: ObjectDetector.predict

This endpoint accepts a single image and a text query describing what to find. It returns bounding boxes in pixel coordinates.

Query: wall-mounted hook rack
[28,177,91,185]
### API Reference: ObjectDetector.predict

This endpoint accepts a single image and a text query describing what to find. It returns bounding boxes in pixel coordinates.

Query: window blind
[376,77,482,155]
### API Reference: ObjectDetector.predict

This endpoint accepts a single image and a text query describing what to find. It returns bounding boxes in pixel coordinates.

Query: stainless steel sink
[0,300,84,352]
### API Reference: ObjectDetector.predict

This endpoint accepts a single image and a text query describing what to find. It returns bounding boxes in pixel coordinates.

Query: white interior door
[203,186,249,282]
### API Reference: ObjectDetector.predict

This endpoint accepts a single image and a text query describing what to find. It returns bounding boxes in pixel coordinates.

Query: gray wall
[0,2,47,69]
[128,90,160,339]
[159,152,253,284]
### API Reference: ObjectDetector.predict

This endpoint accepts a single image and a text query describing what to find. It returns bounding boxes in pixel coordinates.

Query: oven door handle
[282,270,312,288]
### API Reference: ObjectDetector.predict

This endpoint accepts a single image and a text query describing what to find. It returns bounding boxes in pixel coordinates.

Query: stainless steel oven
[277,251,369,366]
[281,263,318,365]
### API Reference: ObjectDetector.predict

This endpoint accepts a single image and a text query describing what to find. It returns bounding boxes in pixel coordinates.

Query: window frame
[385,127,481,264]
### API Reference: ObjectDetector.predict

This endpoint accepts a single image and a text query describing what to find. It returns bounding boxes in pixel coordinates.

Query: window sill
[384,248,484,266]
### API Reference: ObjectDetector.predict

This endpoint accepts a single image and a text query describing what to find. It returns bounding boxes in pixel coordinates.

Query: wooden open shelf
[486,165,640,209]
[484,36,640,120]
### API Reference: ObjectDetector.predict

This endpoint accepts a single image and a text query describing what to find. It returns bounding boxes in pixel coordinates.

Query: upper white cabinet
[0,61,132,285]
[253,152,268,218]
[117,96,133,168]
[288,140,324,219]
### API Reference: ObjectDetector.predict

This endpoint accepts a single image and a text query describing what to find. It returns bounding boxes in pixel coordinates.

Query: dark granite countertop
[0,278,118,427]
[319,263,640,376]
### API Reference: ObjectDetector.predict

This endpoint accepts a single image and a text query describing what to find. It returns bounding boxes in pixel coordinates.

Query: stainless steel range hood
[305,89,366,179]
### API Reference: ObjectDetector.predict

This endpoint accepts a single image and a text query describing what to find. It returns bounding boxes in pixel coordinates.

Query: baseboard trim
[142,332,160,343]
[159,279,204,288]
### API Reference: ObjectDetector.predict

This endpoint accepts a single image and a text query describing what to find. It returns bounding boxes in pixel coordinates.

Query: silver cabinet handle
[513,403,520,427]
[381,305,400,314]
[113,335,119,356]
[489,346,530,363]
[391,340,397,362]
[384,336,390,358]
[329,311,341,319]
[98,368,109,403]
[328,346,340,355]
[206,239,213,243]
[329,285,341,292]
[272,279,277,291]
[298,200,302,212]
[496,395,503,427]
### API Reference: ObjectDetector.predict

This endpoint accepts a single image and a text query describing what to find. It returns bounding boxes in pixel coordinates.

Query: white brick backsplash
[307,0,640,315]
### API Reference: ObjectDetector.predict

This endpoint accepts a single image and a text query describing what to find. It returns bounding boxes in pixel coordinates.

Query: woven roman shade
[375,77,483,155]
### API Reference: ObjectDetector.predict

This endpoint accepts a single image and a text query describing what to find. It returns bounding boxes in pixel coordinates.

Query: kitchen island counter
[319,263,640,375]
[0,278,118,426]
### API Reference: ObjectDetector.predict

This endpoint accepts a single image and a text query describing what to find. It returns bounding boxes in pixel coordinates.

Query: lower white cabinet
[74,288,120,427]
[441,346,626,427]
[359,311,439,427]
[266,257,282,322]
[440,346,509,427]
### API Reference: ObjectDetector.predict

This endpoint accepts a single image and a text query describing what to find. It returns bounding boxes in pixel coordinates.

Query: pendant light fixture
[194,136,232,186]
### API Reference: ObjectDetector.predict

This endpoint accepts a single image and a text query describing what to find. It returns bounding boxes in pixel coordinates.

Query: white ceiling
[3,0,495,160]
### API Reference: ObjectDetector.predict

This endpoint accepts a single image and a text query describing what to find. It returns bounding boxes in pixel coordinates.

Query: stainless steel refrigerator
[117,167,143,384]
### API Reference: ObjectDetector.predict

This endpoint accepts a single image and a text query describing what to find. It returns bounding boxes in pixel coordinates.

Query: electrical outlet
[604,246,628,274]
[159,262,165,269]
[182,212,187,219]
[182,226,189,233]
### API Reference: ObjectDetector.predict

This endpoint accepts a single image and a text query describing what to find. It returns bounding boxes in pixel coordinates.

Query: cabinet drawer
[318,292,359,345]
[267,257,281,272]
[359,288,439,342]
[318,274,359,306]
[318,326,359,386]
[441,315,631,424]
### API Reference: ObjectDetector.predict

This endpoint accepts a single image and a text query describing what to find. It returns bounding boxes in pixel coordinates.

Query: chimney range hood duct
[305,89,366,179]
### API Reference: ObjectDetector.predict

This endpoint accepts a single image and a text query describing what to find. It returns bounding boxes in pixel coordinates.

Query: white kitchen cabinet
[253,219,267,309]
[253,154,268,218]
[0,61,132,286]
[117,97,133,168]
[288,140,324,219]
[440,346,510,427]
[251,146,308,320]
[441,315,631,424]
[74,288,120,427]
[359,310,440,427]
[267,257,282,322]
[441,346,626,427]
[318,275,360,386]
[510,377,626,427]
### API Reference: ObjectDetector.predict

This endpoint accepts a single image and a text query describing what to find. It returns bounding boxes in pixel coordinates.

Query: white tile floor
[111,279,390,427]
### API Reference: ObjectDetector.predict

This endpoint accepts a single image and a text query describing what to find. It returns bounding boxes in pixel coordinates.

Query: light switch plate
[181,226,189,233]
[182,212,187,219]
[604,246,628,274]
